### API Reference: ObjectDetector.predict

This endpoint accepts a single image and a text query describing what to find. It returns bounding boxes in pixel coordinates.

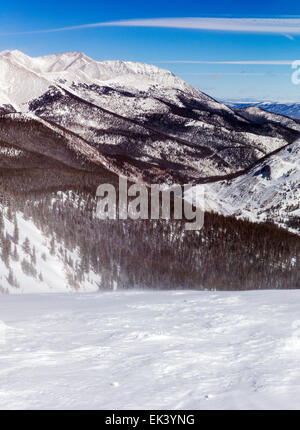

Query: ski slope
[1,290,300,410]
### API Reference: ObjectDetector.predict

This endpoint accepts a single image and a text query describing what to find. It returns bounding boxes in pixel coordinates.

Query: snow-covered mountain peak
[0,49,92,71]
[32,51,94,74]
[0,49,31,61]
[0,54,52,109]
[0,50,204,102]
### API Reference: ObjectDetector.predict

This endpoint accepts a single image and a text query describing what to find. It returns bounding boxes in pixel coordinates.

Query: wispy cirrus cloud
[284,34,295,40]
[153,60,294,65]
[180,72,291,76]
[3,17,300,35]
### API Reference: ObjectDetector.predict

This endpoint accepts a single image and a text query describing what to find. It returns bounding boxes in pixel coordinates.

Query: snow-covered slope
[1,49,299,180]
[2,290,300,409]
[0,202,98,294]
[235,106,300,132]
[197,138,300,232]
[0,50,201,106]
[0,55,51,109]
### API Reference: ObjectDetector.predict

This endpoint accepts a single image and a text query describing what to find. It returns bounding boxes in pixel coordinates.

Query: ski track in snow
[1,290,300,410]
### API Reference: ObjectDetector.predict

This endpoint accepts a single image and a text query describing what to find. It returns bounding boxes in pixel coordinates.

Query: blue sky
[1,0,300,101]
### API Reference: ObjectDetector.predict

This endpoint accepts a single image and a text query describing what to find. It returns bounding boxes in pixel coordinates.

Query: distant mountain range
[227,101,300,120]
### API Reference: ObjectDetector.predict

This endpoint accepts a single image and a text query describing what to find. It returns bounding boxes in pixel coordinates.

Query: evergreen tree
[7,269,18,288]
[31,246,37,265]
[50,237,56,256]
[2,234,11,267]
[13,216,19,244]
[12,245,19,262]
[7,269,14,286]
[6,206,13,222]
[22,238,31,255]
[0,210,4,232]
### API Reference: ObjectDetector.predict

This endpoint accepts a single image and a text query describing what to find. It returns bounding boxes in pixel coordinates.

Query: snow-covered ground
[185,138,300,234]
[1,290,300,410]
[0,201,99,294]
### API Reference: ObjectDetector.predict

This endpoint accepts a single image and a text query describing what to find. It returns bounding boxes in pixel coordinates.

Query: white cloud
[180,72,291,76]
[104,18,300,34]
[154,60,294,65]
[283,34,295,40]
[3,17,300,35]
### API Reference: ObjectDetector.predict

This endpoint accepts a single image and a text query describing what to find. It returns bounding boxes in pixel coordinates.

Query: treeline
[2,187,299,291]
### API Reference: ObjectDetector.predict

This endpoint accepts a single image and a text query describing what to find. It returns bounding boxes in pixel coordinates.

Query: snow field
[1,290,300,409]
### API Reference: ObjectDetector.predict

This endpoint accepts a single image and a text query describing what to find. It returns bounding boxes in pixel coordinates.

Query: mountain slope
[0,203,97,294]
[0,50,200,102]
[200,138,300,233]
[1,50,299,182]
[0,55,52,109]
[0,50,299,294]
[235,106,300,132]
[1,189,299,294]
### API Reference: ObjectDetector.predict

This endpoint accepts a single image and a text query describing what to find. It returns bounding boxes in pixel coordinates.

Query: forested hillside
[1,188,299,293]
